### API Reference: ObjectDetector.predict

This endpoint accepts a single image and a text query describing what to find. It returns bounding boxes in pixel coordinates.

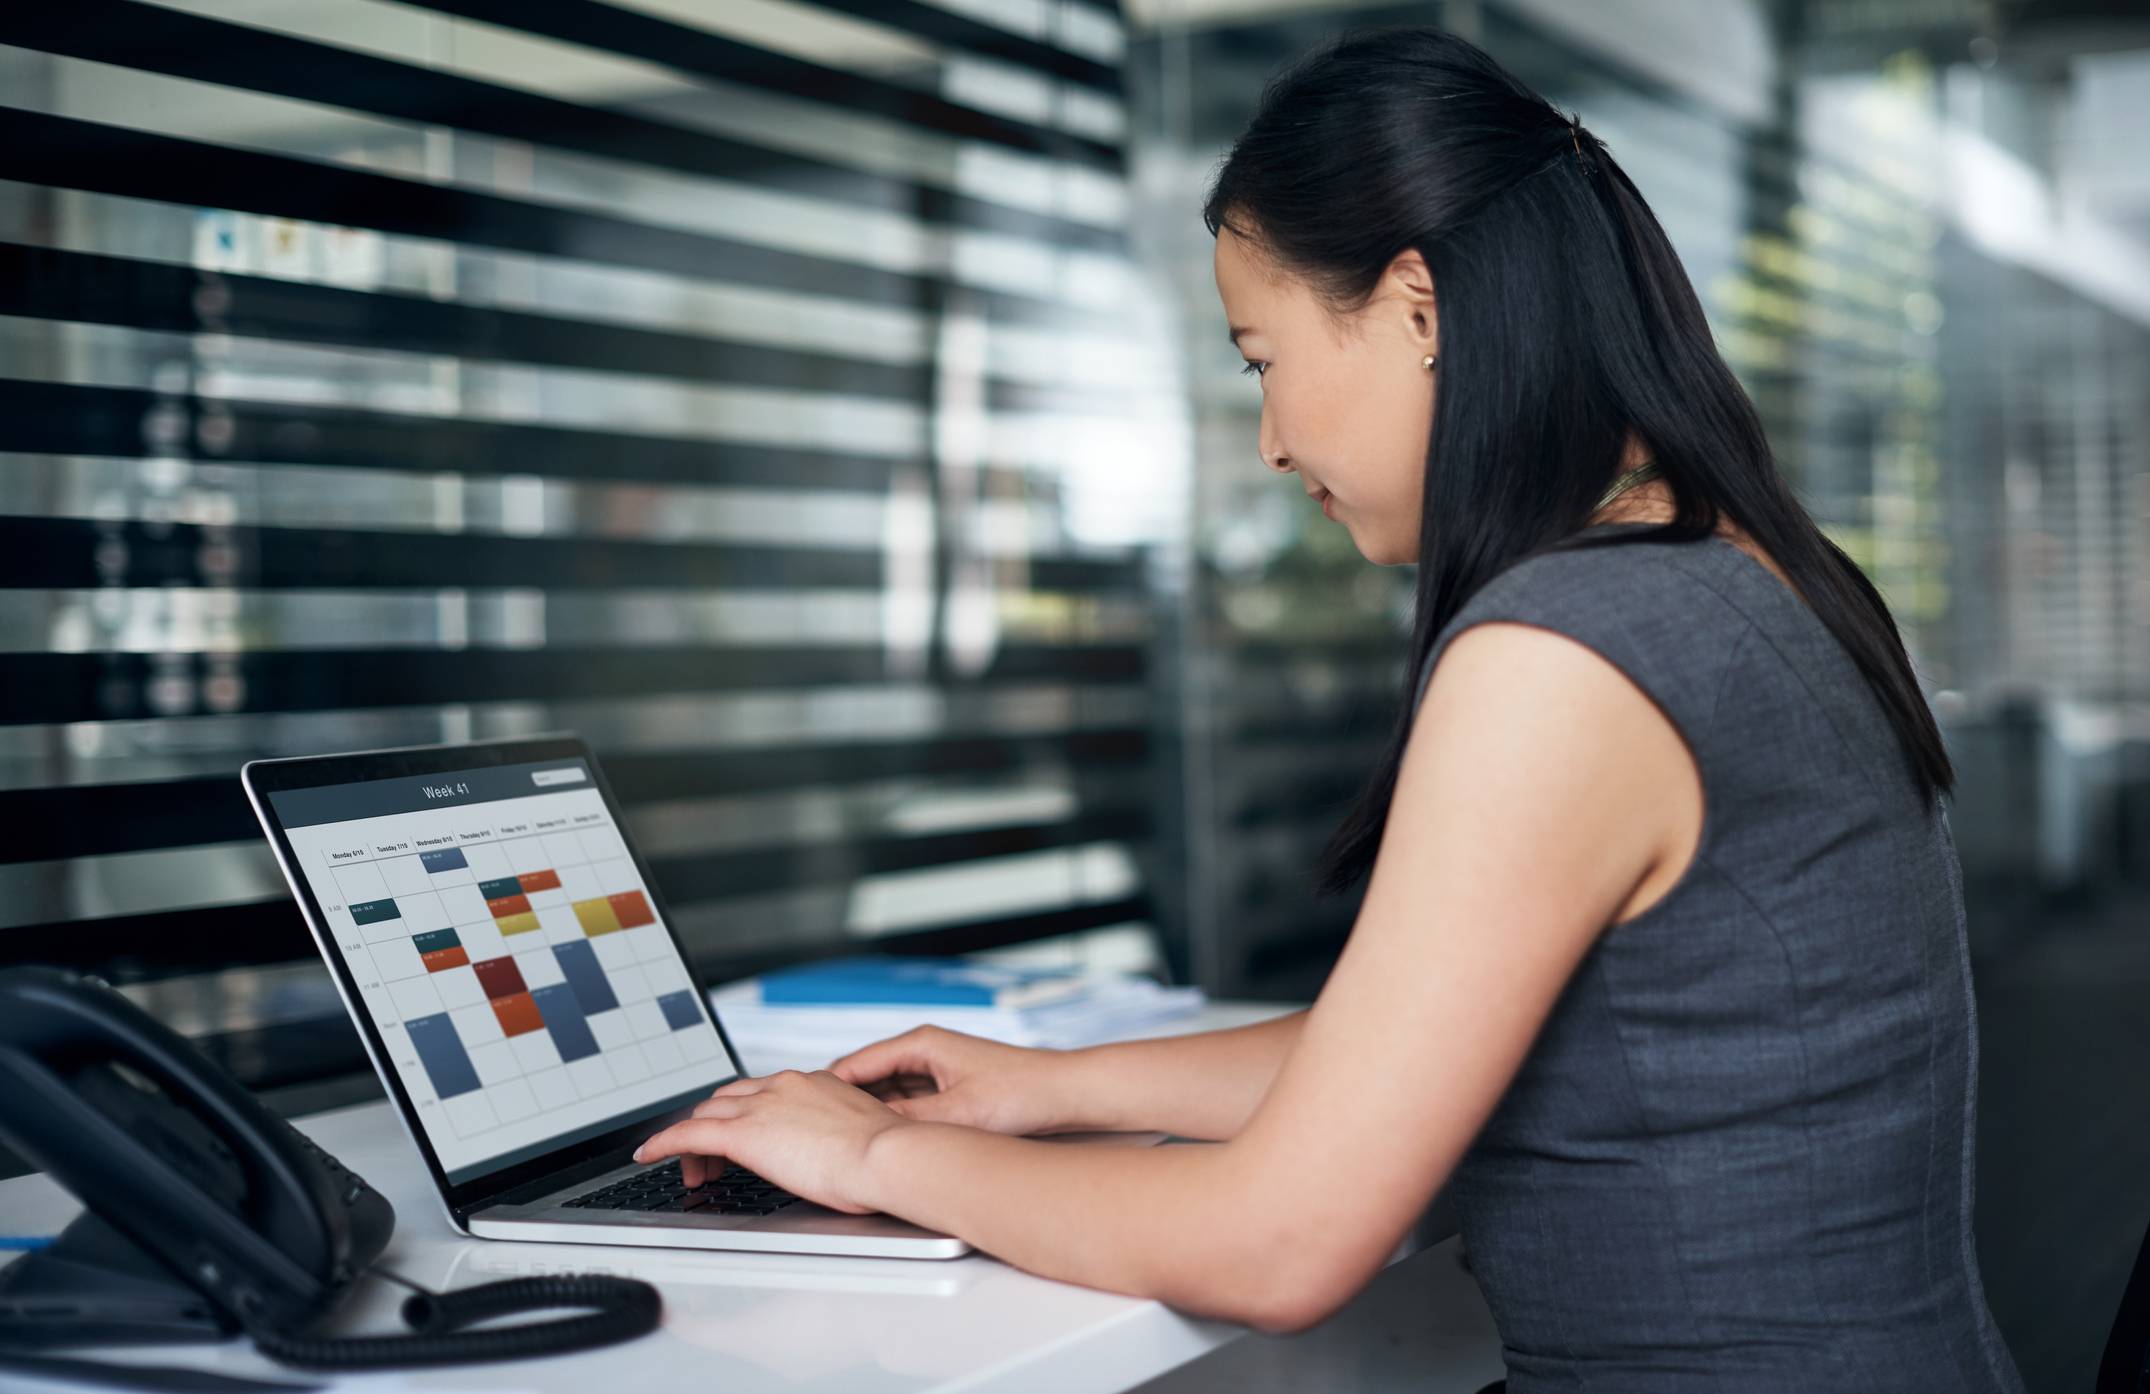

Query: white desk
[0,1002,1504,1393]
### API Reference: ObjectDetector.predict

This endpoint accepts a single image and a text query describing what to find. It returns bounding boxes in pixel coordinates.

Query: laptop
[242,734,970,1259]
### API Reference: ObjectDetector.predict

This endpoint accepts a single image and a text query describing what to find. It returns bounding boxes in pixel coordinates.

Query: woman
[639,26,2026,1391]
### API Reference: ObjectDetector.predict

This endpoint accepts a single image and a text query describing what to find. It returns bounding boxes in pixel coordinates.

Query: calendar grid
[318,801,721,1159]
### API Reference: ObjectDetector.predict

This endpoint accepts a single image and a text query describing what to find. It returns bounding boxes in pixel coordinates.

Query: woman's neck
[1590,435,1672,527]
[1593,481,1674,527]
[1584,454,1798,595]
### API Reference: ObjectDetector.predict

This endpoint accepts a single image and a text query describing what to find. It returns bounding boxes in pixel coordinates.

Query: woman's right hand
[826,1026,1083,1136]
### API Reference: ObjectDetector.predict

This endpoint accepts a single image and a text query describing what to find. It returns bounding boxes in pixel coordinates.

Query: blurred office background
[0,1,2143,1387]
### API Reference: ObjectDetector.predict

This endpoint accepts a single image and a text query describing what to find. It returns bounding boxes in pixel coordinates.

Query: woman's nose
[1256,404,1290,473]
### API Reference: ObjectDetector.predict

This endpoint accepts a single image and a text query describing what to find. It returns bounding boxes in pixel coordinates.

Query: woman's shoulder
[1447,531,1749,639]
[1417,531,1764,723]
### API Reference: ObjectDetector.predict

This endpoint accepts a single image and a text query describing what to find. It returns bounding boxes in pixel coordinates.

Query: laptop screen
[264,755,736,1184]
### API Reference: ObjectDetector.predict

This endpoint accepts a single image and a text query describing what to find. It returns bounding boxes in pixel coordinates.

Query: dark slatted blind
[0,0,1176,1108]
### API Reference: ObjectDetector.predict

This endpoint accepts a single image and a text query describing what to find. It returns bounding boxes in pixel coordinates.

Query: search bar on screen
[531,767,588,787]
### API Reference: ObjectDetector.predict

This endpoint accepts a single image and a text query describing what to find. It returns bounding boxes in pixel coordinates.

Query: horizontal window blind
[0,0,1178,1110]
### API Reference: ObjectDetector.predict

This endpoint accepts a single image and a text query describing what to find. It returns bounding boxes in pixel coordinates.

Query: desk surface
[0,1001,1341,1394]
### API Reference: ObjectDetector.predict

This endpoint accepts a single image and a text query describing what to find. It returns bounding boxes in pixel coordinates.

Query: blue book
[756,956,1088,1009]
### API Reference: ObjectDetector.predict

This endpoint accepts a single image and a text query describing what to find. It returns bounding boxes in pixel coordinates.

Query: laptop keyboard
[562,1158,801,1217]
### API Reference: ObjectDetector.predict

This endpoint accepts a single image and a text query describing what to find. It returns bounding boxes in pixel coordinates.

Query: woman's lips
[1310,487,1335,520]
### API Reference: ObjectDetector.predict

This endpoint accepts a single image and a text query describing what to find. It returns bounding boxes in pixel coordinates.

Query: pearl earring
[1421,355,1437,371]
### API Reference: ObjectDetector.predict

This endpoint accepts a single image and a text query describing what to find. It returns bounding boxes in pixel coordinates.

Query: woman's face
[1211,224,1440,566]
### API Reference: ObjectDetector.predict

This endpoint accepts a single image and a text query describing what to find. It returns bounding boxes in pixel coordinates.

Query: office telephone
[0,967,660,1382]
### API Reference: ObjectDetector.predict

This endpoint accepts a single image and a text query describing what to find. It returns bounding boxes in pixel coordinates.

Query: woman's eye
[1239,361,1266,380]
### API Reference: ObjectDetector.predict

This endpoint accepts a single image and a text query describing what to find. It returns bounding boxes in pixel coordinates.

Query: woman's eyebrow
[1228,324,1256,347]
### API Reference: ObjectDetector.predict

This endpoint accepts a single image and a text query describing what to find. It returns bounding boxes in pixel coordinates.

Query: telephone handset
[0,967,659,1381]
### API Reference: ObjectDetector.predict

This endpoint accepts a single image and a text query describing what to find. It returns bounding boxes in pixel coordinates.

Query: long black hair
[1202,25,1953,896]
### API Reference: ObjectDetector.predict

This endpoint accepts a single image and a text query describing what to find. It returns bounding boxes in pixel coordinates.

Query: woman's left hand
[632,1069,912,1215]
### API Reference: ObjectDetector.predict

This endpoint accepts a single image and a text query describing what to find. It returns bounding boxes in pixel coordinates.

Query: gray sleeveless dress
[1410,524,2025,1392]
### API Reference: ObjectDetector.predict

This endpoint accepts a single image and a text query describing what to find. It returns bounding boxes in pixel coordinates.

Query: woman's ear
[1384,247,1438,356]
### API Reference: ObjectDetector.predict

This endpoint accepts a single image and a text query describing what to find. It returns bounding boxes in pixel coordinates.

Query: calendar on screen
[269,758,732,1182]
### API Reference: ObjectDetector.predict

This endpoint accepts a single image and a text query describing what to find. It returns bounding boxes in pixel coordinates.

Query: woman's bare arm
[1051,1009,1306,1139]
[826,622,1690,1330]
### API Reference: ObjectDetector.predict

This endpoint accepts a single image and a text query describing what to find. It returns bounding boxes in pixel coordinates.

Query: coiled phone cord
[247,1267,661,1370]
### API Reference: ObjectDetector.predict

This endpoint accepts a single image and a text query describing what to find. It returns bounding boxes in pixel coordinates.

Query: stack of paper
[708,955,1205,1076]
